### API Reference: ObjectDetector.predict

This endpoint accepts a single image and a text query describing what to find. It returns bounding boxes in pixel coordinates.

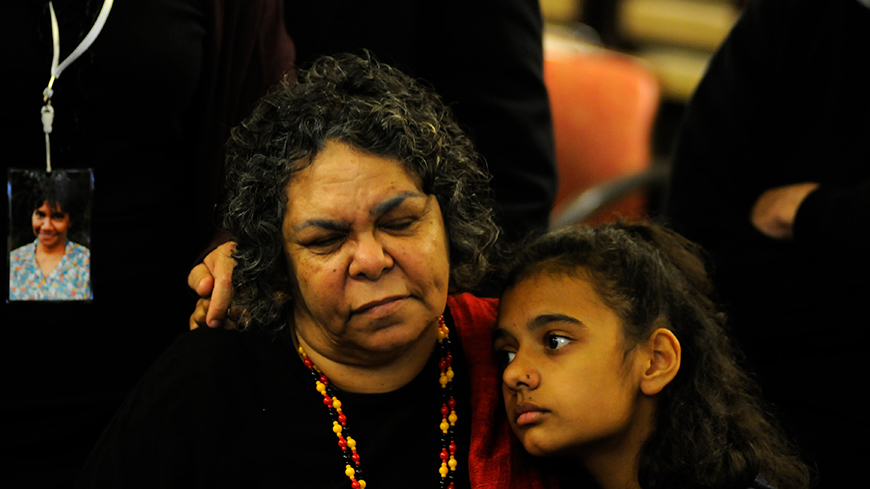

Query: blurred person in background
[665,0,869,485]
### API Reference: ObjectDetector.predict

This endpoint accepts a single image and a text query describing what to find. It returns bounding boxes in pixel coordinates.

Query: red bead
[338,437,347,449]
[323,396,332,406]
[449,441,456,453]
[320,374,329,384]
[352,453,360,464]
[448,397,456,409]
[303,358,313,368]
[448,484,454,489]
[352,481,360,489]
[440,448,449,461]
[441,404,449,416]
[338,413,347,424]
[439,359,447,370]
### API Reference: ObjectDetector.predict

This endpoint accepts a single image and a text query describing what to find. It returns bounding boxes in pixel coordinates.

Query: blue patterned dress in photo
[9,240,91,300]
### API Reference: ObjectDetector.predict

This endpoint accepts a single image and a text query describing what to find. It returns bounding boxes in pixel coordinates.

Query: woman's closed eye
[304,234,346,253]
[379,217,417,233]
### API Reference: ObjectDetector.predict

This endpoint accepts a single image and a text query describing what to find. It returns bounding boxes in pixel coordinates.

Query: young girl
[493,222,810,489]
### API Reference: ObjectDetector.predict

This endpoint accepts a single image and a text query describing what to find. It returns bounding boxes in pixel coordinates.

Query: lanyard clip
[41,103,55,135]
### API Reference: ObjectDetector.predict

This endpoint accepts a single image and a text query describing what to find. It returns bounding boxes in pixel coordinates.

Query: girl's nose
[502,352,540,390]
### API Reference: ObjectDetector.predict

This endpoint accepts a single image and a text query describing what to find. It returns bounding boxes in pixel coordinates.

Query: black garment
[285,0,557,248]
[75,324,472,488]
[0,2,293,487]
[665,0,869,485]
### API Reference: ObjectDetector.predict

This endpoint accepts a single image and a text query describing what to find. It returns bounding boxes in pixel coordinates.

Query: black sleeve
[665,0,870,275]
[664,0,787,250]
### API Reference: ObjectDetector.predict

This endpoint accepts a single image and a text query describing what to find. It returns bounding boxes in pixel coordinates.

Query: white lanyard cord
[41,0,115,172]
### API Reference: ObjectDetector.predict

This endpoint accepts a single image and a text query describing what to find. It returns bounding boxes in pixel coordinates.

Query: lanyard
[41,0,115,172]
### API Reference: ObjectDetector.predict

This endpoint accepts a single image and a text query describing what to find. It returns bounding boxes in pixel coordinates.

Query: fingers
[187,263,215,297]
[190,297,210,330]
[750,182,819,240]
[204,242,237,328]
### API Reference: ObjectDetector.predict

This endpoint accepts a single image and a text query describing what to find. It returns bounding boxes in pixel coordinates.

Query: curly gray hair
[223,53,499,332]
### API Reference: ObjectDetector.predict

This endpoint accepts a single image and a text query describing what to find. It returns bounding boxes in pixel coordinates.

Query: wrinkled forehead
[285,142,424,195]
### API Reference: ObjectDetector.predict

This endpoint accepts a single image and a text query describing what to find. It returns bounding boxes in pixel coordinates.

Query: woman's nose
[348,233,394,279]
[502,353,540,391]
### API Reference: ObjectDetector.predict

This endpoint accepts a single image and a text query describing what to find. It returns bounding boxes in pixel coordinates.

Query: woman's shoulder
[100,328,300,441]
[66,240,90,256]
[154,328,293,378]
[9,241,36,260]
[76,328,301,487]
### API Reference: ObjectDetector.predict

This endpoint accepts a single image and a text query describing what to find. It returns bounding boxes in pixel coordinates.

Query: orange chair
[545,31,664,228]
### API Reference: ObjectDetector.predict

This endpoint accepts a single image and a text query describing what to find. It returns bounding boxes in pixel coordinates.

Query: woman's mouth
[353,295,409,318]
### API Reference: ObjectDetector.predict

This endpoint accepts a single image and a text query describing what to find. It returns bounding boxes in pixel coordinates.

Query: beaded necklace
[298,316,458,489]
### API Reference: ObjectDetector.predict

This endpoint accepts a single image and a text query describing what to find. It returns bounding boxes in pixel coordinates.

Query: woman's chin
[350,315,438,356]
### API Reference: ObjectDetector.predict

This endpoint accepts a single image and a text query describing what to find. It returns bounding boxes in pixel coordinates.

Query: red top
[449,293,560,489]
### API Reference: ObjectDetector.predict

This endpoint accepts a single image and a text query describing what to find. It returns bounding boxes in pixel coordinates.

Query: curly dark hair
[7,170,93,248]
[502,222,810,489]
[222,53,499,332]
[30,170,91,225]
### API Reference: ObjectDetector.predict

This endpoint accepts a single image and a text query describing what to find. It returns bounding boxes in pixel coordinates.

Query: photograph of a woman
[8,170,92,301]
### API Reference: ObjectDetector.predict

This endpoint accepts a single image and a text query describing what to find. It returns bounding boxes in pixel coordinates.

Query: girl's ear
[639,328,681,396]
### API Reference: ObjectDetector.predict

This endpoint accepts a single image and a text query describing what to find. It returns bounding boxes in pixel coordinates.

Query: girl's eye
[496,350,516,368]
[545,334,571,351]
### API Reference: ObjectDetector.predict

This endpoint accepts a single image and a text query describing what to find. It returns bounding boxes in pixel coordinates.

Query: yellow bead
[440,420,449,433]
[439,463,448,477]
[437,329,446,340]
[347,437,356,449]
[449,456,458,470]
[440,374,448,387]
[316,381,326,394]
[359,481,366,489]
[446,368,454,380]
[345,465,355,478]
[449,411,458,425]
[333,398,342,409]
[298,346,305,355]
[333,421,343,434]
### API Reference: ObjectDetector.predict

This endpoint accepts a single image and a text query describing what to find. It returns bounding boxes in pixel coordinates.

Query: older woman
[77,54,554,489]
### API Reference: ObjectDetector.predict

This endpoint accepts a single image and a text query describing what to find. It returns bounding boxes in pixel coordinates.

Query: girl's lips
[516,410,544,426]
[514,401,547,426]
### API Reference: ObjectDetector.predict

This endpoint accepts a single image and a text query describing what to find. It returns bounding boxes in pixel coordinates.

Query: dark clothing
[285,0,557,246]
[78,326,472,488]
[665,0,869,485]
[76,294,557,489]
[1,1,294,487]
